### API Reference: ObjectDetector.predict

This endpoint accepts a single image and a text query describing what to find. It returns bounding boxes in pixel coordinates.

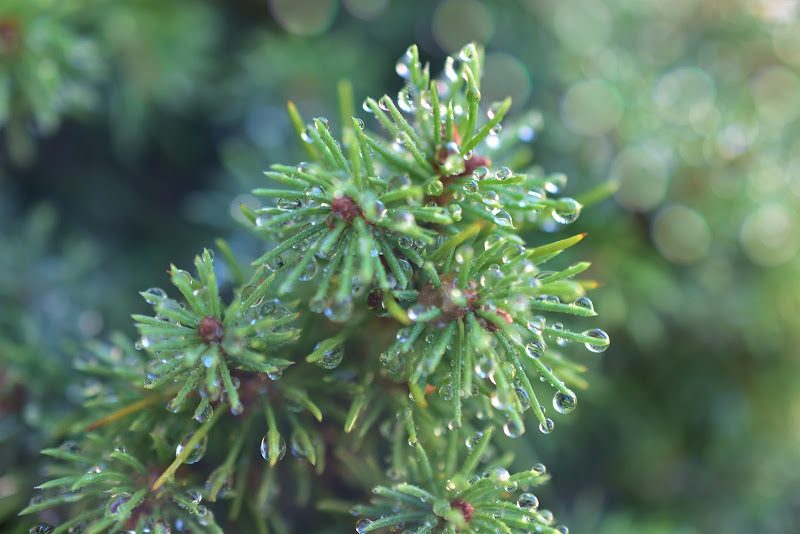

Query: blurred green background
[1,0,798,532]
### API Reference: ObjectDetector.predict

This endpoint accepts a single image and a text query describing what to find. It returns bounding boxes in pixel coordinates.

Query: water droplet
[494,167,512,180]
[503,419,525,438]
[552,197,582,224]
[315,117,330,131]
[407,304,427,322]
[493,210,514,227]
[517,493,539,511]
[390,211,416,231]
[473,166,488,180]
[195,403,213,423]
[398,86,416,112]
[444,56,459,82]
[425,179,444,196]
[525,340,546,360]
[553,391,577,414]
[30,524,56,534]
[314,343,344,370]
[267,369,283,380]
[184,490,202,505]
[277,197,302,211]
[397,235,414,250]
[298,258,318,281]
[324,297,354,323]
[447,418,461,431]
[260,433,287,462]
[582,329,610,352]
[108,492,132,515]
[474,356,495,378]
[556,525,569,534]
[448,204,463,221]
[482,191,500,206]
[142,287,167,304]
[438,383,454,400]
[355,518,373,533]
[484,466,510,482]
[378,97,390,112]
[362,99,374,113]
[465,431,483,450]
[266,255,285,271]
[459,45,474,62]
[489,123,503,136]
[538,418,555,434]
[241,285,262,307]
[572,296,594,312]
[176,434,208,464]
[464,180,479,194]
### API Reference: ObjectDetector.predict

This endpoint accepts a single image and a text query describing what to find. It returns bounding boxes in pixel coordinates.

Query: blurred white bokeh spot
[740,203,799,266]
[611,145,670,211]
[651,204,711,265]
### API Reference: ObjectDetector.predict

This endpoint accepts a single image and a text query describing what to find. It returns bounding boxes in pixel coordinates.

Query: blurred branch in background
[1,0,799,532]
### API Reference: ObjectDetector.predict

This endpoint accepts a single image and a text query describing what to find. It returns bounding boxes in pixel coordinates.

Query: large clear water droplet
[503,419,525,438]
[494,166,512,180]
[324,297,354,323]
[538,418,555,435]
[516,492,539,511]
[582,328,610,352]
[176,434,208,464]
[553,391,577,414]
[525,340,546,359]
[493,210,514,227]
[465,431,483,450]
[314,343,344,370]
[398,86,416,112]
[438,383,454,400]
[572,296,594,313]
[142,287,167,304]
[355,518,373,534]
[260,433,287,462]
[552,197,582,224]
[194,403,213,423]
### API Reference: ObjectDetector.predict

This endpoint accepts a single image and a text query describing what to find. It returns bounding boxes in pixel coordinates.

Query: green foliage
[16,42,610,534]
[0,0,104,164]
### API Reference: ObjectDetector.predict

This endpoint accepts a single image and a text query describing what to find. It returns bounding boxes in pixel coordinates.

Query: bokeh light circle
[552,0,611,52]
[611,145,670,211]
[481,52,531,108]
[560,79,624,136]
[740,203,800,267]
[652,66,716,125]
[432,0,494,52]
[772,21,800,66]
[751,66,800,127]
[651,204,711,265]
[268,0,338,36]
[343,0,390,20]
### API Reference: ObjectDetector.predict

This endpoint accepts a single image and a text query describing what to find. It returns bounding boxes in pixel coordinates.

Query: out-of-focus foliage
[2,0,799,533]
[0,0,104,165]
